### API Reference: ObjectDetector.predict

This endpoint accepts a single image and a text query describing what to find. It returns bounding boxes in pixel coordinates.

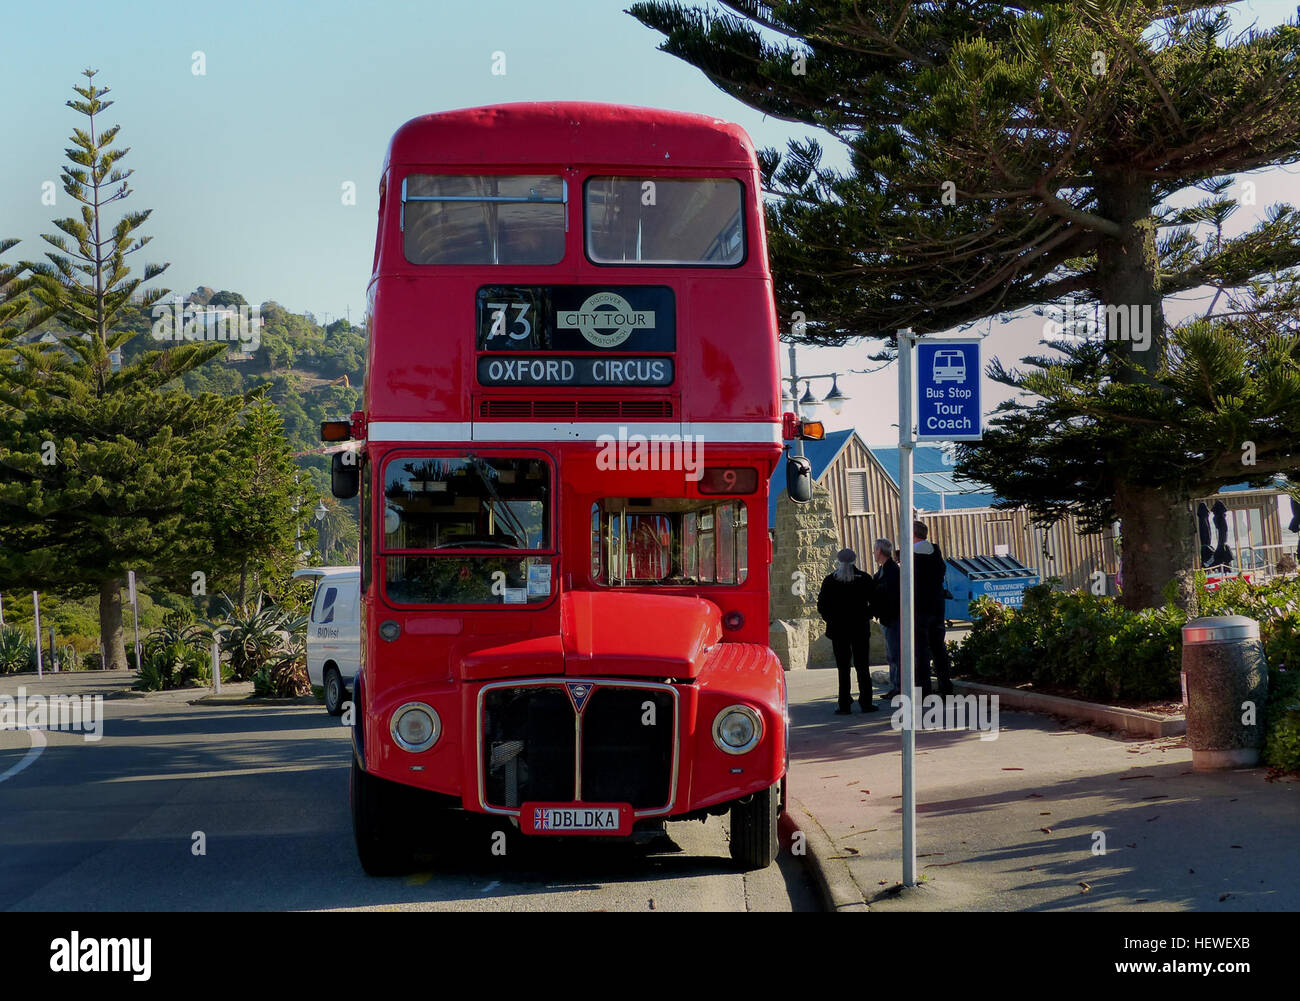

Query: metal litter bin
[943,555,1040,623]
[1181,616,1269,770]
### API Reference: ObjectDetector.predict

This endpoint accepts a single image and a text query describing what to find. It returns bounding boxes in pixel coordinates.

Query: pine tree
[0,70,244,669]
[185,399,312,607]
[630,1,1300,608]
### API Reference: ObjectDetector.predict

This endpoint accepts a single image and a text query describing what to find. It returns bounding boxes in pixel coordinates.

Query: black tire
[350,755,415,876]
[729,781,780,870]
[324,667,346,716]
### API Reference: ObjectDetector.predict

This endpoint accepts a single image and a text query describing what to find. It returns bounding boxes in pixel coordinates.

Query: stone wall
[769,483,839,670]
[768,482,887,670]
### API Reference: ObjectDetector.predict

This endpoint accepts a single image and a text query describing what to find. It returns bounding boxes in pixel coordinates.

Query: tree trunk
[1114,483,1196,611]
[1097,175,1195,610]
[99,579,128,671]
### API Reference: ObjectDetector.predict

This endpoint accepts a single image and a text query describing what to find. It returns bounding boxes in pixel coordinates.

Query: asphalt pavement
[0,671,818,912]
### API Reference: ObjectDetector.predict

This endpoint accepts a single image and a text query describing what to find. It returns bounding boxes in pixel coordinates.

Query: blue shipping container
[944,555,1039,622]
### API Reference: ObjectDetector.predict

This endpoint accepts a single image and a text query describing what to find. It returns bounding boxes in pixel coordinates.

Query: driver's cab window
[380,453,553,606]
[382,455,549,550]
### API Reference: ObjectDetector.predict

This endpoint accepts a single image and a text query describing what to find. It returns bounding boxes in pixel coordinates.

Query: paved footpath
[785,666,1300,911]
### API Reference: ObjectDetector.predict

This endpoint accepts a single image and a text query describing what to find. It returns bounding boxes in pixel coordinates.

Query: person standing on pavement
[816,548,878,714]
[912,520,949,697]
[871,539,901,699]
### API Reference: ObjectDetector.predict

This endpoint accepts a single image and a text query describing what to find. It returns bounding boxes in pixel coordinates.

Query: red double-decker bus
[327,102,809,874]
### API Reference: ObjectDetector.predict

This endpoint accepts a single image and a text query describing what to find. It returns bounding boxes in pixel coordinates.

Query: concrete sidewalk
[785,666,1300,911]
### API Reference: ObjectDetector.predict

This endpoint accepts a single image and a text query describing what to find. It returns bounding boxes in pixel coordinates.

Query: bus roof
[385,102,758,170]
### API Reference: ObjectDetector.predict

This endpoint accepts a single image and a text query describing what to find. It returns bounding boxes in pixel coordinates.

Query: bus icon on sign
[932,349,967,383]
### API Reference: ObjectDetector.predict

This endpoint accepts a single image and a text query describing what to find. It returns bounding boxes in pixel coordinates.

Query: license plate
[521,803,631,836]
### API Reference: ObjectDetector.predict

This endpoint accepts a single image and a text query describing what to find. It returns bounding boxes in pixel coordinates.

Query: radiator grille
[481,682,676,813]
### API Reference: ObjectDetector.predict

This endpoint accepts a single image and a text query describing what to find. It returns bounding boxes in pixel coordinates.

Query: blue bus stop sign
[916,340,982,441]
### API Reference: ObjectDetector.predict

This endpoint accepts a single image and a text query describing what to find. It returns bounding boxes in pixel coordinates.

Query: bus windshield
[382,455,549,551]
[592,497,748,585]
[381,455,553,607]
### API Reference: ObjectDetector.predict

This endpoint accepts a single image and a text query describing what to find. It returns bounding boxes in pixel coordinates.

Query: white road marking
[103,762,343,783]
[0,729,47,784]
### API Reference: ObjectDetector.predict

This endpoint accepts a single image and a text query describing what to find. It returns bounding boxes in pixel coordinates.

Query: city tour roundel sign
[558,291,657,348]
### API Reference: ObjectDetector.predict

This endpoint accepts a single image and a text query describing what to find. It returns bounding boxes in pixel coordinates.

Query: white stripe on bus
[365,421,782,444]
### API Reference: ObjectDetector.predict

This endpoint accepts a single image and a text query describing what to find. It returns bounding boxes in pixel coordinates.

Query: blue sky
[3,0,1297,444]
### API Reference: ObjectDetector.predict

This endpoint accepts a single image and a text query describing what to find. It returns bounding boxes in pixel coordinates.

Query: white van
[292,566,360,716]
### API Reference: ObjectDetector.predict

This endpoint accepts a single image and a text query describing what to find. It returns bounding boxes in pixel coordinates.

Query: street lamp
[797,380,820,417]
[314,500,328,522]
[822,373,850,416]
[783,349,853,422]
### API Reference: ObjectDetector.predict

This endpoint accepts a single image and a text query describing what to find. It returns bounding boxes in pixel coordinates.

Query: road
[0,671,818,912]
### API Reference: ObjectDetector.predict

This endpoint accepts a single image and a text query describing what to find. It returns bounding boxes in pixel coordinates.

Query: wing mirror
[331,451,359,499]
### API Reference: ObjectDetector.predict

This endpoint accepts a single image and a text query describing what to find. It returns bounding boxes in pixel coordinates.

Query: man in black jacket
[817,548,878,714]
[871,539,901,697]
[912,520,949,696]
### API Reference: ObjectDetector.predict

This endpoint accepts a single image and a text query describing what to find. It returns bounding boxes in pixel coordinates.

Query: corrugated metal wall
[817,435,1117,587]
[813,435,1297,588]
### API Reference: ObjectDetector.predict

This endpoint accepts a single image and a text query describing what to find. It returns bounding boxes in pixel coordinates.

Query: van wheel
[350,756,415,876]
[729,782,779,870]
[324,667,346,716]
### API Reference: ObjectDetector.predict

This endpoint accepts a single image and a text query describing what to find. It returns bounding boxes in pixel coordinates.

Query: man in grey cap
[816,547,878,714]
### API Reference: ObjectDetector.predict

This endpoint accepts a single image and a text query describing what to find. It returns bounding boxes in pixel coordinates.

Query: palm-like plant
[261,617,311,696]
[138,607,212,688]
[0,626,35,674]
[217,593,291,681]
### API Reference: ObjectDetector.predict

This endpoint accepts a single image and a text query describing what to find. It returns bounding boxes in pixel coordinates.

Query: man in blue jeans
[871,539,902,697]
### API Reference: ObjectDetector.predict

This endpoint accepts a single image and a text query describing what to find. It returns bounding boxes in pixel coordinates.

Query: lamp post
[782,345,854,459]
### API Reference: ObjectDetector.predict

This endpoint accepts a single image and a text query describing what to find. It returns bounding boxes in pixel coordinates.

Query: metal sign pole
[897,327,917,888]
[128,571,142,671]
[33,591,44,678]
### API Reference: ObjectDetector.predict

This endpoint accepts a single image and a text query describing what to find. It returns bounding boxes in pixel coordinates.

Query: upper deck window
[585,177,743,266]
[402,174,566,266]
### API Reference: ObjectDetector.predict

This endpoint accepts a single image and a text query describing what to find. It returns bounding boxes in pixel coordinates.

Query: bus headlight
[713,705,762,755]
[390,702,441,752]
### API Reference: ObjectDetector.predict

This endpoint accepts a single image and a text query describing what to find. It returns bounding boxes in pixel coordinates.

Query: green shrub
[1262,666,1300,772]
[251,665,273,696]
[953,584,1185,702]
[134,658,164,692]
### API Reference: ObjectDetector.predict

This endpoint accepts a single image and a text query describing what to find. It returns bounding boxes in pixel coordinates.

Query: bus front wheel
[350,755,415,876]
[729,781,779,870]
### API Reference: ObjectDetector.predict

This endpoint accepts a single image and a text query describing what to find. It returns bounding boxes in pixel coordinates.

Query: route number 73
[487,302,532,341]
